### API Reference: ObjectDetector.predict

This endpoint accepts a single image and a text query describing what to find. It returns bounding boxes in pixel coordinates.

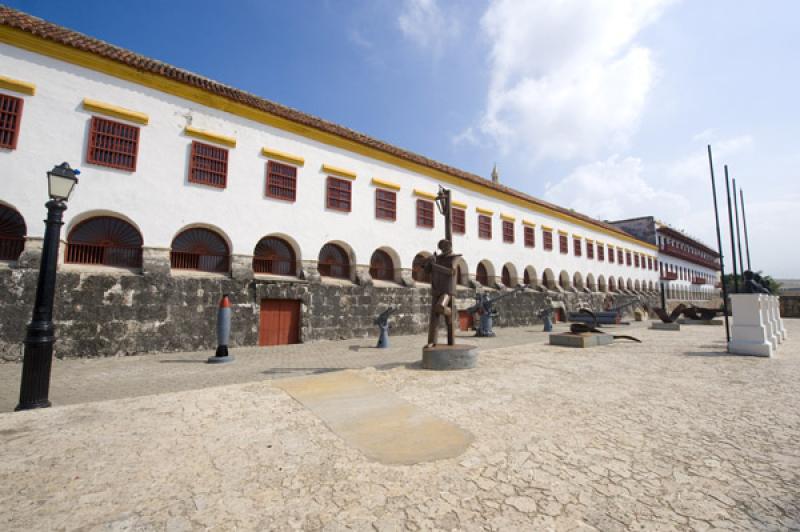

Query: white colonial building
[0,7,660,296]
[610,217,721,301]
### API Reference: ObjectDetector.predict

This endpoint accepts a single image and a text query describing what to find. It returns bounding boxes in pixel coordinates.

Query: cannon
[466,285,526,337]
[374,307,395,348]
[569,298,645,325]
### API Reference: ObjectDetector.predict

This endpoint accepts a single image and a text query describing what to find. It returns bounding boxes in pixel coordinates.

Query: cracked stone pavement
[1,320,799,531]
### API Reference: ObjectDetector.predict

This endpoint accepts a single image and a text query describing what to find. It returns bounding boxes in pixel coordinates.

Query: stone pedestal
[650,322,680,331]
[678,318,723,326]
[728,294,773,357]
[549,332,613,348]
[421,344,478,370]
[768,296,786,342]
[775,296,788,340]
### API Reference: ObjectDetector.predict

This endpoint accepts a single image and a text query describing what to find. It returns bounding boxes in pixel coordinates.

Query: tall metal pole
[732,178,745,275]
[724,165,739,294]
[707,146,730,342]
[740,189,752,271]
[16,199,67,410]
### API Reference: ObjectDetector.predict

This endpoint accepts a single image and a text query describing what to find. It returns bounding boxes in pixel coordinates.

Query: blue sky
[9,0,800,277]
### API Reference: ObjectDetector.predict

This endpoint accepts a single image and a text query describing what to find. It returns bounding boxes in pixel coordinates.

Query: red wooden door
[259,299,300,346]
[458,310,474,331]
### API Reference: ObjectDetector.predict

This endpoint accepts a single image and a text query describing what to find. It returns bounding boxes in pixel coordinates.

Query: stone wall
[0,246,658,362]
[779,296,800,318]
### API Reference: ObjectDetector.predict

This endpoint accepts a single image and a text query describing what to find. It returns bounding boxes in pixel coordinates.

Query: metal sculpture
[424,187,461,347]
[467,285,525,337]
[538,307,555,332]
[374,307,395,348]
[569,309,641,343]
[208,294,234,363]
[651,303,687,324]
[743,270,771,294]
[682,305,723,321]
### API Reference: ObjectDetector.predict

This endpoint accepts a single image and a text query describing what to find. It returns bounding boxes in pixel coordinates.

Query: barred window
[326,177,352,212]
[626,251,632,266]
[478,215,492,239]
[416,199,434,228]
[502,221,514,243]
[618,249,624,264]
[87,116,139,171]
[265,161,297,201]
[543,230,553,251]
[573,237,582,257]
[524,226,535,248]
[375,189,396,220]
[598,244,605,261]
[587,241,594,259]
[634,253,640,268]
[559,234,568,254]
[452,208,466,234]
[609,246,615,263]
[188,141,228,188]
[0,93,24,150]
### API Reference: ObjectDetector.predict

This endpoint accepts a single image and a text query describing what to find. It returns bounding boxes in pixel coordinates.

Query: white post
[728,294,773,357]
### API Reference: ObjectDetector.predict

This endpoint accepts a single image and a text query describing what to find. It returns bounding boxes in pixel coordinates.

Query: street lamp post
[16,163,79,411]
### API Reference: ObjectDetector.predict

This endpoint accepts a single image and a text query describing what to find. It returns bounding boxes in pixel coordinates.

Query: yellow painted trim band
[371,177,400,191]
[0,74,35,95]
[185,125,236,147]
[541,226,554,231]
[522,219,536,227]
[476,207,494,216]
[500,213,516,222]
[572,234,582,239]
[558,230,568,235]
[322,164,357,179]
[452,200,467,209]
[82,98,149,125]
[261,147,304,166]
[413,189,437,200]
[0,26,657,251]
[586,238,594,243]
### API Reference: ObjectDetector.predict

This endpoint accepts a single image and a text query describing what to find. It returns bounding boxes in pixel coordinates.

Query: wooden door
[458,310,474,332]
[259,299,300,346]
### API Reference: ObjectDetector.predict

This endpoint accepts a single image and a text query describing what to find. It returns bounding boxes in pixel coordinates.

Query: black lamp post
[16,162,79,411]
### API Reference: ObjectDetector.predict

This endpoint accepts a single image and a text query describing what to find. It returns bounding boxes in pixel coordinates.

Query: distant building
[609,217,720,301]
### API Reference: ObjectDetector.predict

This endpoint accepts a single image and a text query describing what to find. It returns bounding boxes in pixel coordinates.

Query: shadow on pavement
[262,368,341,376]
[158,359,207,364]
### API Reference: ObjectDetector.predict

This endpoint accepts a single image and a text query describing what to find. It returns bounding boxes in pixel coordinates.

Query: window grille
[0,205,26,261]
[559,234,568,254]
[452,208,466,234]
[87,116,139,171]
[412,253,431,283]
[326,177,352,211]
[524,226,535,248]
[502,221,514,243]
[0,93,24,150]
[597,245,604,261]
[266,161,297,201]
[188,141,228,188]
[587,242,594,259]
[375,189,396,220]
[416,199,434,228]
[501,266,512,286]
[170,228,229,273]
[543,230,553,250]
[369,249,394,281]
[318,243,350,278]
[478,215,492,239]
[66,216,143,268]
[573,237,582,257]
[253,236,296,275]
[476,263,489,285]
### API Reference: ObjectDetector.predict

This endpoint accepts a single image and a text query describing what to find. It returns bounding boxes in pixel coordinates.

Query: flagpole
[707,146,730,342]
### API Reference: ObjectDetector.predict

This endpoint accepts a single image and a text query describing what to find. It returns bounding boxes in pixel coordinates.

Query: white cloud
[397,0,460,55]
[469,0,675,161]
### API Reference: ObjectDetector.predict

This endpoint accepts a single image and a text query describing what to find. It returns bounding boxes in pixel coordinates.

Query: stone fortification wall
[0,248,656,362]
[779,296,800,318]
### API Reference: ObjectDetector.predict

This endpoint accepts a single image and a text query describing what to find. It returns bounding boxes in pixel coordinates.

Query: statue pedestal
[774,296,788,341]
[549,332,613,348]
[650,322,680,331]
[767,296,786,343]
[421,344,478,370]
[728,294,773,357]
[677,318,723,326]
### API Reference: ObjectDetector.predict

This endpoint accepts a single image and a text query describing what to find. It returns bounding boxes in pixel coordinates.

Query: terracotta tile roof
[0,5,651,247]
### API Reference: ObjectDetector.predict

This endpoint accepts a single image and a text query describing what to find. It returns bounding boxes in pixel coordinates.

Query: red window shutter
[265,160,297,201]
[188,141,228,188]
[375,189,396,220]
[326,177,352,211]
[524,226,535,248]
[587,242,594,259]
[416,199,434,227]
[543,230,553,250]
[478,215,492,239]
[609,247,615,263]
[0,93,24,150]
[87,116,140,171]
[502,221,514,243]
[626,251,632,266]
[573,238,581,257]
[597,245,604,261]
[452,208,466,234]
[559,234,568,254]
[618,249,624,263]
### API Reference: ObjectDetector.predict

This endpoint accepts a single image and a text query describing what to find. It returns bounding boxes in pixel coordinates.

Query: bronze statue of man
[424,238,460,347]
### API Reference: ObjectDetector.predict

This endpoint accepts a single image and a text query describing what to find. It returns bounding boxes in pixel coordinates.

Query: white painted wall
[0,43,659,288]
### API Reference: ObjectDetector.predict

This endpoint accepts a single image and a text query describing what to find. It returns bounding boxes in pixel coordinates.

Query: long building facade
[609,217,721,301]
[0,8,662,359]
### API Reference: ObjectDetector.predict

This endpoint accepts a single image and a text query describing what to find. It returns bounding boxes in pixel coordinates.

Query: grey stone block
[549,332,613,348]
[422,344,478,370]
[650,322,681,331]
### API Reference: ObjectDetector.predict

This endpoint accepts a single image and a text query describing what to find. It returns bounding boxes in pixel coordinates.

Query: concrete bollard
[207,294,234,364]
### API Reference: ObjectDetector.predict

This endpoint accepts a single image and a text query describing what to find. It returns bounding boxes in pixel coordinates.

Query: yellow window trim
[371,177,400,190]
[0,26,659,250]
[522,219,536,227]
[586,238,594,243]
[414,189,437,200]
[322,163,357,179]
[558,230,568,235]
[0,74,35,95]
[475,207,494,216]
[500,213,516,222]
[185,125,236,147]
[82,98,149,125]
[541,225,554,231]
[452,200,467,209]
[572,234,582,239]
[261,147,304,166]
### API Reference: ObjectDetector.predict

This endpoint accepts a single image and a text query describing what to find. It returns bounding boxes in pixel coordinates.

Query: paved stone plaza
[1,320,799,530]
